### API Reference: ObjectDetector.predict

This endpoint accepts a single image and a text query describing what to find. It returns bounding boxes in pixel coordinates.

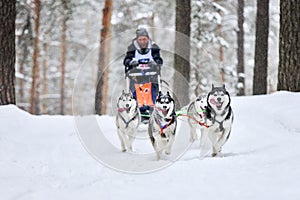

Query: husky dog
[148,91,177,160]
[187,95,208,143]
[203,84,234,157]
[116,90,141,152]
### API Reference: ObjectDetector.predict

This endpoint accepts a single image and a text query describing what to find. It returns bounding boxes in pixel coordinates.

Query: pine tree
[253,0,269,95]
[95,0,112,115]
[30,0,41,114]
[0,0,16,105]
[237,0,245,96]
[173,0,191,107]
[277,0,300,92]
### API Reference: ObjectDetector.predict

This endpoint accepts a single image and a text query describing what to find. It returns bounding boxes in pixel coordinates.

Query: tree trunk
[30,0,41,114]
[60,0,67,115]
[173,0,191,107]
[17,12,32,106]
[95,0,112,115]
[277,0,300,92]
[151,0,155,41]
[42,43,48,114]
[237,0,245,96]
[253,0,269,95]
[215,0,225,83]
[0,0,16,105]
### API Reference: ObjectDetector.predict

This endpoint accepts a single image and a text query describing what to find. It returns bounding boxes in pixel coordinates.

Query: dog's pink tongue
[118,107,129,112]
[210,99,221,106]
[162,109,168,115]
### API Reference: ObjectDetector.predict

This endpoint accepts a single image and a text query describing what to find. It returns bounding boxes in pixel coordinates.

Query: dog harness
[206,106,232,131]
[118,108,139,129]
[155,116,176,136]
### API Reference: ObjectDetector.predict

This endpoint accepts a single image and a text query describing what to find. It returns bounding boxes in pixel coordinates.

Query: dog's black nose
[217,97,221,102]
[163,105,167,109]
[126,104,129,107]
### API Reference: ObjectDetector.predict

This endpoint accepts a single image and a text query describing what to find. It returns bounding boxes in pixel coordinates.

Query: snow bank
[1,92,300,200]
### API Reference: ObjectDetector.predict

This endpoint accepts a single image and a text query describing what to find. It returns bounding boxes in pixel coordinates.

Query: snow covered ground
[1,91,300,200]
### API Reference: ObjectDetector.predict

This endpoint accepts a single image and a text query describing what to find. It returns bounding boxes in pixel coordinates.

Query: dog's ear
[166,91,170,96]
[128,89,133,96]
[129,90,134,98]
[212,84,215,89]
[223,84,226,89]
[122,90,125,94]
[158,91,162,97]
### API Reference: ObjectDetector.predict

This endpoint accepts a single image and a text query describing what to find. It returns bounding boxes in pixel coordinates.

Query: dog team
[116,84,234,160]
[117,28,233,160]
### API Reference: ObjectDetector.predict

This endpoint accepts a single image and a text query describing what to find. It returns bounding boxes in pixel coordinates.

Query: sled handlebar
[127,71,158,77]
[126,64,161,77]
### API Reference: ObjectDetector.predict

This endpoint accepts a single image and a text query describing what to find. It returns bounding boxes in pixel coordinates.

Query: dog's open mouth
[216,102,223,110]
[210,99,223,110]
[162,108,169,116]
[118,107,131,112]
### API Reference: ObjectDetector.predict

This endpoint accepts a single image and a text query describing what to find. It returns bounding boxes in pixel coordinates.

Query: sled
[125,59,162,123]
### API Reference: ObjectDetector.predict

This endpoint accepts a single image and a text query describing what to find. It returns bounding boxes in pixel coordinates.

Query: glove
[125,66,131,73]
[149,61,161,72]
[148,60,157,67]
[129,60,139,67]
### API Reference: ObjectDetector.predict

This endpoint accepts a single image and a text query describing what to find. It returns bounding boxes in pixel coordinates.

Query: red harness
[181,113,210,128]
[155,117,174,135]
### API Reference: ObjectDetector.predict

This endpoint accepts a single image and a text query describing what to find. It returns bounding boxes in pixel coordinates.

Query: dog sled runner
[125,58,162,123]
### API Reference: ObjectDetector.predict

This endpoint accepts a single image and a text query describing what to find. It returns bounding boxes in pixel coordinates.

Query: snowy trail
[1,92,300,200]
[75,115,192,173]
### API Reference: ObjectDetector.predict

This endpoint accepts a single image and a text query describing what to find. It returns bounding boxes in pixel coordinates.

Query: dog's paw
[211,152,218,157]
[128,147,136,153]
[211,152,225,158]
[189,136,196,143]
[165,150,171,155]
[122,149,127,152]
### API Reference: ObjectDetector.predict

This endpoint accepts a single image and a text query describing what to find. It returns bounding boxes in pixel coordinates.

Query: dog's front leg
[208,130,220,157]
[117,129,127,152]
[154,135,163,160]
[199,128,210,157]
[165,134,175,155]
[189,123,197,142]
[216,127,231,153]
[127,131,136,152]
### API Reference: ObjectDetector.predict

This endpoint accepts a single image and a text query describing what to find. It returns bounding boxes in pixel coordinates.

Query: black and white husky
[148,91,177,160]
[203,84,234,157]
[116,90,141,152]
[187,95,208,143]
